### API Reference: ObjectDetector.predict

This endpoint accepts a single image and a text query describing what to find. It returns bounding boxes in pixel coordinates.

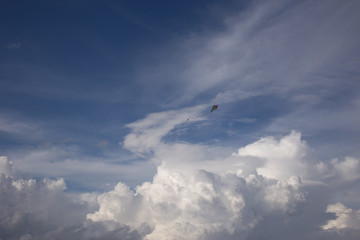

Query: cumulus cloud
[86,108,360,240]
[322,203,360,230]
[0,156,14,177]
[88,163,306,240]
[316,157,360,183]
[235,131,309,180]
[1,121,359,239]
[0,156,78,239]
[0,155,144,240]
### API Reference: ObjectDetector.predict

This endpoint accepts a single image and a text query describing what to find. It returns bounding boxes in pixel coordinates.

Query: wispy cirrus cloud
[136,0,360,108]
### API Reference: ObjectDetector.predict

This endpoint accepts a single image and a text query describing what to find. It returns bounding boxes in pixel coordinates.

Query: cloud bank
[87,110,360,239]
[2,110,359,239]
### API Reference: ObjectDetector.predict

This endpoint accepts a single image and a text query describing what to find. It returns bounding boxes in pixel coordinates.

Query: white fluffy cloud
[322,202,360,230]
[315,157,360,183]
[0,156,145,240]
[1,123,360,239]
[0,156,14,177]
[86,108,360,240]
[235,131,308,180]
[87,163,305,240]
[0,156,80,239]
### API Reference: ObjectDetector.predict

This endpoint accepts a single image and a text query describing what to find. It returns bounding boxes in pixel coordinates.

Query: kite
[187,105,219,122]
[210,105,218,112]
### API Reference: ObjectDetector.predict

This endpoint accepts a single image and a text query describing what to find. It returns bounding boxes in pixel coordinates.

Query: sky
[1,0,360,239]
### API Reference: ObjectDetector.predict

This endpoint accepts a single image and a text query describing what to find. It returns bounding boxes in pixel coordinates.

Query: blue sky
[1,0,360,239]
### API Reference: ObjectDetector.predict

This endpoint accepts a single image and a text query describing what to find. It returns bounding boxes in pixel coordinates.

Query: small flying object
[187,105,219,122]
[210,105,218,112]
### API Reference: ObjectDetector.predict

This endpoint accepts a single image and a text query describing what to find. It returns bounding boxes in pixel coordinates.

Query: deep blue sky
[1,0,231,144]
[0,0,249,190]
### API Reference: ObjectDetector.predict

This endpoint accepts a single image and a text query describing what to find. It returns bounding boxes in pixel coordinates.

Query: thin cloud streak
[136,0,360,109]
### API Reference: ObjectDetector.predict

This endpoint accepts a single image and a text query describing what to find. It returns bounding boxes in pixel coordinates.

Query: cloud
[8,145,157,191]
[84,96,360,239]
[0,156,14,177]
[1,124,359,239]
[87,163,306,240]
[322,202,360,230]
[0,155,144,240]
[136,0,360,107]
[0,114,44,140]
[235,130,308,180]
[0,157,86,239]
[87,107,360,240]
[122,105,207,154]
[317,157,360,183]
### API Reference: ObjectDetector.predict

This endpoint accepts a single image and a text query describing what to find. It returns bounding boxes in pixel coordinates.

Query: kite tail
[186,105,218,122]
[186,112,208,122]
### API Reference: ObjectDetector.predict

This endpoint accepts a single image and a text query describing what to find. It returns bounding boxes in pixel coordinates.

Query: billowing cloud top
[3,115,360,239]
[87,111,360,239]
